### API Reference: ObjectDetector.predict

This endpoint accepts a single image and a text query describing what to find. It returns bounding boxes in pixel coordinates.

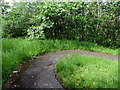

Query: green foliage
[2,2,35,37]
[2,38,118,86]
[0,15,2,90]
[56,54,118,88]
[1,2,120,47]
[27,26,45,40]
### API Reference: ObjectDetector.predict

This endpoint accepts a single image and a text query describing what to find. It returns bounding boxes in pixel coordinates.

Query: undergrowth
[2,38,118,86]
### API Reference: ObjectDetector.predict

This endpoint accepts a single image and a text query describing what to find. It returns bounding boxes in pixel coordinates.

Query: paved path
[4,50,118,89]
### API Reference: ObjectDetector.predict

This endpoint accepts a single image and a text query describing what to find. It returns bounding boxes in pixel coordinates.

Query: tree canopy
[1,1,120,48]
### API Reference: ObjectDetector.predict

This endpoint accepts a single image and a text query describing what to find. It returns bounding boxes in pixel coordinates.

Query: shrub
[1,1,119,48]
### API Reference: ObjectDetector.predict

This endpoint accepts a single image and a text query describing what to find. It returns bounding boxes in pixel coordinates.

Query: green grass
[55,54,118,88]
[2,38,118,86]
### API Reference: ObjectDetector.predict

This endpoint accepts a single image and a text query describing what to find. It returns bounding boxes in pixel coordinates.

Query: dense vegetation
[2,38,118,84]
[56,54,118,88]
[1,1,120,48]
[1,1,119,88]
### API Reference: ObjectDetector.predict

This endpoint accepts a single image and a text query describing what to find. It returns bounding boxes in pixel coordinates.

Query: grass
[0,58,1,89]
[55,54,118,88]
[2,38,118,86]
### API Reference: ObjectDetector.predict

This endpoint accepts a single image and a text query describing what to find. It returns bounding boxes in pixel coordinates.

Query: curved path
[4,50,118,88]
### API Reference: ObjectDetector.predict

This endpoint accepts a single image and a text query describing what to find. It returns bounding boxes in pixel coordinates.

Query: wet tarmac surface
[4,50,118,89]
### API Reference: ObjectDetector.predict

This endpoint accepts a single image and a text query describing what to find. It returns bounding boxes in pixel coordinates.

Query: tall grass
[2,38,118,86]
[0,18,3,89]
[56,54,118,88]
[0,39,2,89]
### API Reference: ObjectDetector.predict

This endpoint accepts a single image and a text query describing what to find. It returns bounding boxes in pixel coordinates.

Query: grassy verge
[2,38,118,86]
[55,54,118,88]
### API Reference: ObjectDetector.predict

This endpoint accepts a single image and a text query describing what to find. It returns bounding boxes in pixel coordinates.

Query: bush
[1,1,120,48]
[27,26,46,40]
